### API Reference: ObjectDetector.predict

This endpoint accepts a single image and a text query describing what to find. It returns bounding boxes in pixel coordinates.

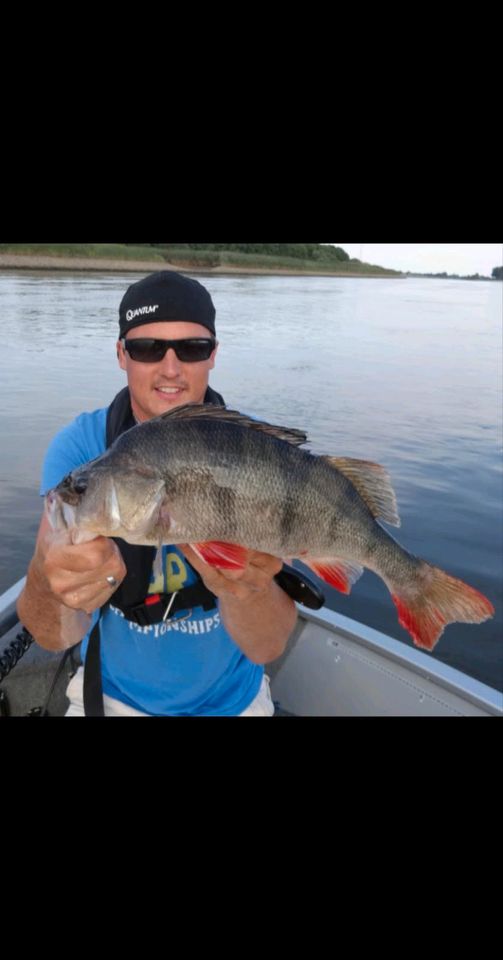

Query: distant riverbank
[0,253,402,279]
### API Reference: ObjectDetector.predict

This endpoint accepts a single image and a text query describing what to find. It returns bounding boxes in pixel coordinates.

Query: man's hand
[178,545,296,664]
[34,515,126,614]
[178,545,283,600]
[17,512,128,652]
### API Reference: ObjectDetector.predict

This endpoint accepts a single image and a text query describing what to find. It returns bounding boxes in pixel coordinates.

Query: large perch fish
[46,404,494,650]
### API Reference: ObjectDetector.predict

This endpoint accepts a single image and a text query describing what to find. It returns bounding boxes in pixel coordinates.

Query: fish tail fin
[388,562,494,650]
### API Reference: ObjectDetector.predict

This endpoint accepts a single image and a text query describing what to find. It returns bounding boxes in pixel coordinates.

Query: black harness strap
[83,616,105,717]
[121,581,217,627]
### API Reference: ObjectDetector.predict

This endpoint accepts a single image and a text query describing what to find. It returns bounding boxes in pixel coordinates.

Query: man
[17,271,297,716]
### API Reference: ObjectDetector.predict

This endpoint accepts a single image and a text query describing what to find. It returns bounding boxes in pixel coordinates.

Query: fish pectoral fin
[323,456,401,527]
[303,558,364,594]
[190,541,249,570]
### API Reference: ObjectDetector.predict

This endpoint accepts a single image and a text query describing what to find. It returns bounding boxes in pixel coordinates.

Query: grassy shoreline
[0,252,402,279]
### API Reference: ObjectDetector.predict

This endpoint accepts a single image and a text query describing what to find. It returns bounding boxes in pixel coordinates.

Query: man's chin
[134,389,205,422]
[153,388,189,411]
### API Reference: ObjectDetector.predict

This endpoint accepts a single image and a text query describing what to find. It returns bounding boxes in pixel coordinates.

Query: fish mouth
[45,490,76,532]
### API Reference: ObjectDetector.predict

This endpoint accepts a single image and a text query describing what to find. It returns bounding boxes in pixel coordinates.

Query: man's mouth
[155,386,185,397]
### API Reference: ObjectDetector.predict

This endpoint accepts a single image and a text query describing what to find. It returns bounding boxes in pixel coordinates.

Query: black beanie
[119,271,216,338]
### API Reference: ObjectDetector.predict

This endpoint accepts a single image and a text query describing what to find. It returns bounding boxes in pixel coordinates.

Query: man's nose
[159,347,182,375]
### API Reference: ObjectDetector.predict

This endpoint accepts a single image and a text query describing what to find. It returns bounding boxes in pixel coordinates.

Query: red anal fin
[190,541,248,570]
[304,558,363,594]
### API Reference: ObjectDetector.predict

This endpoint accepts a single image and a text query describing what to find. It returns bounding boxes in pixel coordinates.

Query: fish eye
[73,476,88,495]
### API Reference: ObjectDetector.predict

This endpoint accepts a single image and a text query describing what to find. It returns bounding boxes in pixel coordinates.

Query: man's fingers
[60,581,117,614]
[178,545,220,586]
[178,544,279,597]
[178,544,206,571]
[247,551,283,576]
[49,537,122,573]
[41,536,126,607]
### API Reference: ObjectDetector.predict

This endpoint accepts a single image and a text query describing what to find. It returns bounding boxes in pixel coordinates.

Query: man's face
[117,320,218,423]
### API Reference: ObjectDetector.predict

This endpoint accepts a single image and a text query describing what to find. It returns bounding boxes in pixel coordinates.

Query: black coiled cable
[0,625,78,716]
[0,627,34,682]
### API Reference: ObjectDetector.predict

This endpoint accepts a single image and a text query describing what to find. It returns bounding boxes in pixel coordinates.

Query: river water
[0,270,501,691]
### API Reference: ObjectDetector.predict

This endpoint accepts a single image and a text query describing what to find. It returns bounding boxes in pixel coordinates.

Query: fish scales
[123,417,376,557]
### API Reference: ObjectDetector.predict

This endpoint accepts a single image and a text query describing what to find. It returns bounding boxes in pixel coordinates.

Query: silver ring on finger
[106,575,118,588]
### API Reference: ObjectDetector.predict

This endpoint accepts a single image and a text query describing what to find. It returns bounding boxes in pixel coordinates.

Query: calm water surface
[0,270,501,692]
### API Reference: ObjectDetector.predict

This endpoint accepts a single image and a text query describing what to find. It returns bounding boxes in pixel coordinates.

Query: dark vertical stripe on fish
[328,512,340,543]
[275,440,302,550]
[280,497,297,548]
[216,484,238,540]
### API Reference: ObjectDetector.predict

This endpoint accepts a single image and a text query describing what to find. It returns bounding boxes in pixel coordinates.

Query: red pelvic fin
[190,541,249,570]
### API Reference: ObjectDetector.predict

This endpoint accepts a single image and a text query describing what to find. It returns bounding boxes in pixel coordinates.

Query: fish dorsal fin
[156,403,308,447]
[323,456,401,527]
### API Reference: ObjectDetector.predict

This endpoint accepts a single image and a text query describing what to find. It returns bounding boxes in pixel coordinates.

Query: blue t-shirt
[40,407,263,716]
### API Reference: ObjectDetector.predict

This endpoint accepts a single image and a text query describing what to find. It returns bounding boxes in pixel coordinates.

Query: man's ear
[117,340,126,371]
[208,340,219,370]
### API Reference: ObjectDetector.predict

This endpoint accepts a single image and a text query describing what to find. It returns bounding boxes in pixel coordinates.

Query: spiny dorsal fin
[156,403,308,447]
[323,456,401,527]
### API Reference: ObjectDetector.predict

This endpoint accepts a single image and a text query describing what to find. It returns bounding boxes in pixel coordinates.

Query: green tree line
[125,243,350,262]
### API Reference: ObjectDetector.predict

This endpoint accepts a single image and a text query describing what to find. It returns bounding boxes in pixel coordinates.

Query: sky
[332,243,503,276]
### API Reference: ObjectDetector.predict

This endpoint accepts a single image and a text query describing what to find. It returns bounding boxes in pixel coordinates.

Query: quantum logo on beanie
[126,305,160,323]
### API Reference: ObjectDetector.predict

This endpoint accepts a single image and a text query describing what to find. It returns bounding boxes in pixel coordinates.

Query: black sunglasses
[122,337,216,364]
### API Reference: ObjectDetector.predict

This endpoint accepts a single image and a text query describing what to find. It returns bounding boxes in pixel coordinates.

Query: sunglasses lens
[125,339,214,363]
[125,340,165,362]
[175,340,214,362]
